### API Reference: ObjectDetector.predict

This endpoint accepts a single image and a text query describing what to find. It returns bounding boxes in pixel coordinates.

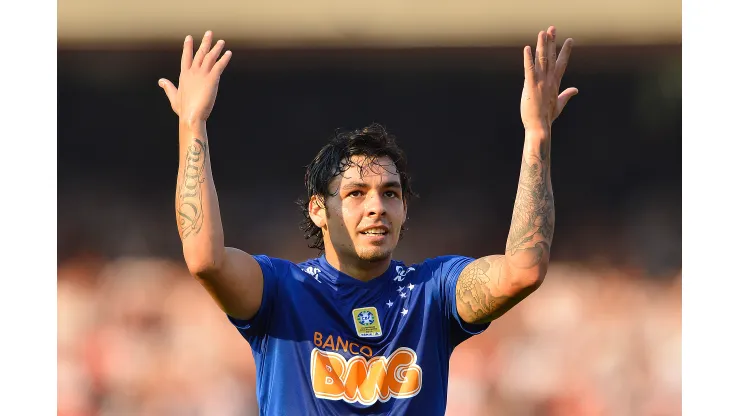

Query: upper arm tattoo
[177,139,208,239]
[455,256,532,324]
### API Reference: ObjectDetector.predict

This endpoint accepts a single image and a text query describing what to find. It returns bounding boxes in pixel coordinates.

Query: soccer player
[158,26,577,415]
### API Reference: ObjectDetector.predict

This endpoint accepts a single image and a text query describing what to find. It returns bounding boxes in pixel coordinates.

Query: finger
[202,39,226,71]
[556,87,579,115]
[547,27,557,75]
[555,38,574,81]
[192,31,213,68]
[523,45,535,82]
[158,78,179,112]
[535,30,547,75]
[212,50,233,76]
[181,35,193,71]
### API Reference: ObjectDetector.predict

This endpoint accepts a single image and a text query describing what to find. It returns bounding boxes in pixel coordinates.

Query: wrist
[179,118,207,138]
[523,128,551,159]
[180,116,207,129]
[524,124,551,141]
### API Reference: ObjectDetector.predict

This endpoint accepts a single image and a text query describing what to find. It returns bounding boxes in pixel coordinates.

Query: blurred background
[58,1,681,415]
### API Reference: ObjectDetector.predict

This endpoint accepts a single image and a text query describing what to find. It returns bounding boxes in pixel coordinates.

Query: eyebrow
[341,180,402,191]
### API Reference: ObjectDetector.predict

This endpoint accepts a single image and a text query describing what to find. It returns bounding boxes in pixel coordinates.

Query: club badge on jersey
[352,307,383,338]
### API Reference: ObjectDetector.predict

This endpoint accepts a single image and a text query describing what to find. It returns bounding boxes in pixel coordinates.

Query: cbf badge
[352,307,383,338]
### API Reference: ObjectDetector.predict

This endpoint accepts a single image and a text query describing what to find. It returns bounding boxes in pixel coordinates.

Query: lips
[359,225,389,235]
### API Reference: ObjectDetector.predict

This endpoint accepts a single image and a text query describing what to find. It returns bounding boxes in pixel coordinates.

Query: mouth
[359,226,389,237]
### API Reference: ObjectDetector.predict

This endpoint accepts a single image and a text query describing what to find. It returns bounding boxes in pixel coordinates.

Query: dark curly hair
[298,123,417,251]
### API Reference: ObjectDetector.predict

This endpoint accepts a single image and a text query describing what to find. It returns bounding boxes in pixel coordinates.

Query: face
[309,155,407,265]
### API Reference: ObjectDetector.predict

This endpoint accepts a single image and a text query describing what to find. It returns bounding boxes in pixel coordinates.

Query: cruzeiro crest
[352,307,382,338]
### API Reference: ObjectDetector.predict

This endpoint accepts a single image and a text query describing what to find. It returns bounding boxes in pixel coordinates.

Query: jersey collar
[317,255,397,288]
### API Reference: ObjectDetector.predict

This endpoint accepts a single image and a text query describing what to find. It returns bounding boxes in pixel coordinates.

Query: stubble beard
[355,245,394,263]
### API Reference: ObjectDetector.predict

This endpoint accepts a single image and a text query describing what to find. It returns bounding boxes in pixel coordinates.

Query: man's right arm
[161,31,264,321]
[176,120,264,321]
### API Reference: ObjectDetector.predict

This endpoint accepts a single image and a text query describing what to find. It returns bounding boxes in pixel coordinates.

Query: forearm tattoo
[505,140,555,268]
[177,139,208,239]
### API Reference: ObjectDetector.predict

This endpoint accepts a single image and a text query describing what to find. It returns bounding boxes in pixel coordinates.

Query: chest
[275,274,437,357]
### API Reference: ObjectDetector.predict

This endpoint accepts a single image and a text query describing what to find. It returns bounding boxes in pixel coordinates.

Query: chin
[356,246,394,263]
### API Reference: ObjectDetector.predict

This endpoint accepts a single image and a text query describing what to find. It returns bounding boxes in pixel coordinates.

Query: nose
[364,191,387,217]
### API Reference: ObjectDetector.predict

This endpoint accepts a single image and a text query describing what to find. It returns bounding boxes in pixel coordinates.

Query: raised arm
[159,31,264,320]
[456,26,578,325]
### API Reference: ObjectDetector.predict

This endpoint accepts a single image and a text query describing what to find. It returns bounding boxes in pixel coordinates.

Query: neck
[324,249,391,282]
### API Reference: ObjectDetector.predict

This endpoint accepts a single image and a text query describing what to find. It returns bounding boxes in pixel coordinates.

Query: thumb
[556,87,578,115]
[158,78,179,113]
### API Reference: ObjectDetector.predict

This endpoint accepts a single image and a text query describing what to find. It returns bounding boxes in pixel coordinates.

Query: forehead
[331,155,400,186]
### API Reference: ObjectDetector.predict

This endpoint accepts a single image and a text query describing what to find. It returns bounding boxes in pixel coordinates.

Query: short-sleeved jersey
[228,254,490,416]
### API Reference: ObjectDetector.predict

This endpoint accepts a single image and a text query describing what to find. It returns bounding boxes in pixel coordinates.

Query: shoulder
[410,255,476,275]
[252,254,324,282]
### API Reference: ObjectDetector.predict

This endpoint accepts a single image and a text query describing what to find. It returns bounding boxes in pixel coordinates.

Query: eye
[348,190,363,198]
[384,191,400,198]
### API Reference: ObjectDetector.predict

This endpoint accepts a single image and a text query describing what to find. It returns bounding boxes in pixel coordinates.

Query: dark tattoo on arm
[505,139,555,268]
[177,139,208,239]
[455,256,524,324]
[455,142,553,324]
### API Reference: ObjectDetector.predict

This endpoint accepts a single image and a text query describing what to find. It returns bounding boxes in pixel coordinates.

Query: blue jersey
[228,254,490,416]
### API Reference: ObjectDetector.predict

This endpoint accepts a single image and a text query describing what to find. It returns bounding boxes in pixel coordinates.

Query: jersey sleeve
[425,255,491,347]
[226,254,282,341]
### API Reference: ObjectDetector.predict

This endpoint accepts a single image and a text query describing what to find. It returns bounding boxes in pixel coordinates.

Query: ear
[308,195,327,228]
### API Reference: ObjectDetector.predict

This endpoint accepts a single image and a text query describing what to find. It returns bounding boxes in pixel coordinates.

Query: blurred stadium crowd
[58,252,680,416]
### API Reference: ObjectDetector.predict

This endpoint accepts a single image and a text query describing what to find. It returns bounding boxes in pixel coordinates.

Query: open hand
[158,31,232,124]
[520,26,578,132]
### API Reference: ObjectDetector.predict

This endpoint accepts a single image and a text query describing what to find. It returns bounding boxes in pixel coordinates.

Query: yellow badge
[352,307,383,338]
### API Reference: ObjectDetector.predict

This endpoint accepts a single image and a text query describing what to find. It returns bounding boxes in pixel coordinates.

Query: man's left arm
[455,130,553,324]
[455,26,578,325]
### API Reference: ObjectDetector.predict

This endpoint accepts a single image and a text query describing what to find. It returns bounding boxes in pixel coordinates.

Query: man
[158,26,577,415]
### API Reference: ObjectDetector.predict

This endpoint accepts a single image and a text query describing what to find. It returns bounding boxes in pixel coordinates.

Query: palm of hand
[520,27,578,132]
[158,31,232,124]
